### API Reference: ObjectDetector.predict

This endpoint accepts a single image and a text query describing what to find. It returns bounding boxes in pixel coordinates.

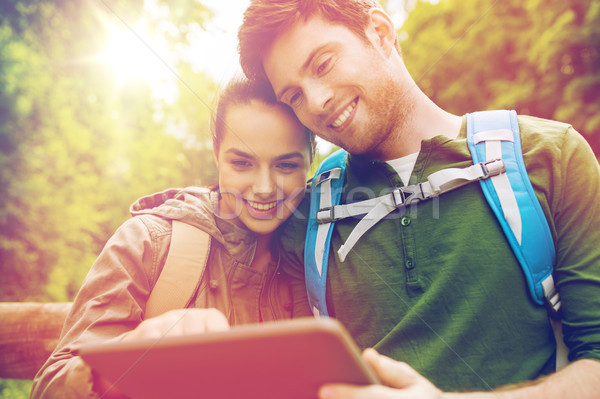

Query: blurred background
[0,0,598,394]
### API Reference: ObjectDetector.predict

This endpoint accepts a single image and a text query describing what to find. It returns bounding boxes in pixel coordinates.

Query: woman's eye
[277,162,299,171]
[231,160,251,168]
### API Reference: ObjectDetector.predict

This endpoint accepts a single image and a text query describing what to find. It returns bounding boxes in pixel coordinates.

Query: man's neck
[374,96,462,161]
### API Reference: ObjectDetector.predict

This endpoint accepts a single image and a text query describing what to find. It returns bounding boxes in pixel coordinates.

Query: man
[238,1,600,398]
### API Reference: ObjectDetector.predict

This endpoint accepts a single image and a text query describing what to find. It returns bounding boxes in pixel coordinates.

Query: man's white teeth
[247,200,278,211]
[331,100,357,128]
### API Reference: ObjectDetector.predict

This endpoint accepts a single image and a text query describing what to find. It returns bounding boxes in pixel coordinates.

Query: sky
[187,0,250,84]
[99,0,251,104]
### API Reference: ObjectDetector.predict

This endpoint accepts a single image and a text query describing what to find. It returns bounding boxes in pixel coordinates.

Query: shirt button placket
[399,215,417,283]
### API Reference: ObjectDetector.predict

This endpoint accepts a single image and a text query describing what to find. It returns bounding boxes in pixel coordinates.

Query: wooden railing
[0,302,72,379]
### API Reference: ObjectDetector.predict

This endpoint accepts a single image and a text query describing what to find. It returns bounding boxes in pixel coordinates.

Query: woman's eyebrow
[274,152,305,161]
[224,148,255,159]
[224,148,304,161]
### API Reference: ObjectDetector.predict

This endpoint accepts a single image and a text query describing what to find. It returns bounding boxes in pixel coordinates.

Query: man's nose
[305,82,333,115]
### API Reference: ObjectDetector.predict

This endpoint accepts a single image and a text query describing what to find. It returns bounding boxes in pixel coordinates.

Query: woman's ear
[212,135,220,167]
[365,8,397,57]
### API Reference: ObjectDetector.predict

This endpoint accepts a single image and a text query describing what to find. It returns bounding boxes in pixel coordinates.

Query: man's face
[262,14,404,158]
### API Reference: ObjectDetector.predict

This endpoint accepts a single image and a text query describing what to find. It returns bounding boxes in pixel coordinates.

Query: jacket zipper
[267,251,281,320]
[226,259,237,324]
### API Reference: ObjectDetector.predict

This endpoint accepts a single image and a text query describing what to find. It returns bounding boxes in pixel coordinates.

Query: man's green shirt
[280,115,600,391]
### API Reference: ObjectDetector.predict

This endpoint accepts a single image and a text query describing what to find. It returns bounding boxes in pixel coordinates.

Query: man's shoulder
[516,114,578,159]
[517,114,595,162]
[518,114,572,136]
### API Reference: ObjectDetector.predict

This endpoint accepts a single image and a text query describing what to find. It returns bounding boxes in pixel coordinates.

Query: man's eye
[316,58,331,75]
[278,162,299,171]
[289,91,302,106]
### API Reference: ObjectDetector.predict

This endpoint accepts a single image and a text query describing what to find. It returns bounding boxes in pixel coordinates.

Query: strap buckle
[316,206,336,224]
[392,185,425,207]
[544,290,563,321]
[481,159,506,178]
[316,168,341,185]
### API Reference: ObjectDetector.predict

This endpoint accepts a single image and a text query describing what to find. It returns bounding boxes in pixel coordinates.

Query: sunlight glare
[102,18,177,102]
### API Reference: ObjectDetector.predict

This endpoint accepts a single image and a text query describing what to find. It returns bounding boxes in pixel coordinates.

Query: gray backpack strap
[145,220,210,318]
[335,160,505,261]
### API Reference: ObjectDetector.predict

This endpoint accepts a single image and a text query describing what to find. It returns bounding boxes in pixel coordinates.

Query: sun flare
[101,19,175,99]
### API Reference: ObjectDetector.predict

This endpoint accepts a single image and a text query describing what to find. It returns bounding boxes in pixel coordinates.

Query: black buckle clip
[544,293,563,321]
[392,186,423,207]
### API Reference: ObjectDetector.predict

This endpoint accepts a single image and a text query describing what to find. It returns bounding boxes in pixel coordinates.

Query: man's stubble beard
[364,77,416,160]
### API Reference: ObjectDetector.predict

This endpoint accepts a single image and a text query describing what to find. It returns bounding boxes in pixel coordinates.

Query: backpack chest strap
[315,159,506,261]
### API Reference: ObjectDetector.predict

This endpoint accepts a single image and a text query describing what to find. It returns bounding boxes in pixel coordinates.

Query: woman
[31,78,315,398]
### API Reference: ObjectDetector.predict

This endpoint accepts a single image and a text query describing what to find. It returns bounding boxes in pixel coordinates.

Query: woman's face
[215,99,311,236]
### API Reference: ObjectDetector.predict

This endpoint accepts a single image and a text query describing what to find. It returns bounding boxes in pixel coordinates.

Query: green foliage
[6,0,597,305]
[0,0,217,302]
[163,61,221,187]
[400,0,600,155]
[0,379,31,399]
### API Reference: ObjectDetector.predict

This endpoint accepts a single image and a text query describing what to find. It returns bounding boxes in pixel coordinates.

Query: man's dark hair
[238,0,381,81]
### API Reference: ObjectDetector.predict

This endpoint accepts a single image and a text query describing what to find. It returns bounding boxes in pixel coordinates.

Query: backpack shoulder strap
[465,110,558,311]
[304,148,348,317]
[466,110,567,370]
[145,220,210,318]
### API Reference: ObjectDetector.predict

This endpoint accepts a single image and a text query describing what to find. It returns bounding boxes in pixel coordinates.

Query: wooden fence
[0,302,72,379]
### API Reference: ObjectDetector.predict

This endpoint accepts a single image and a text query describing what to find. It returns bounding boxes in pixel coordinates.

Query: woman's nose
[252,168,275,196]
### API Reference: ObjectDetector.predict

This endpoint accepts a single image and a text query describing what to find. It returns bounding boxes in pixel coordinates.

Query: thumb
[362,348,420,389]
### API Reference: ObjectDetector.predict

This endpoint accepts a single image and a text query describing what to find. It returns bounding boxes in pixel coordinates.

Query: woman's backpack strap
[145,221,210,318]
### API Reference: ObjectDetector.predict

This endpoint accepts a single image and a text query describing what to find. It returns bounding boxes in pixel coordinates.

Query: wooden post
[0,302,72,380]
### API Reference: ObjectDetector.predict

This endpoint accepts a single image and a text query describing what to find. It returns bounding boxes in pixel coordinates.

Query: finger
[362,348,419,389]
[144,309,187,338]
[201,308,230,332]
[319,383,396,399]
[125,317,163,340]
[126,308,230,339]
[166,313,186,336]
[176,308,230,334]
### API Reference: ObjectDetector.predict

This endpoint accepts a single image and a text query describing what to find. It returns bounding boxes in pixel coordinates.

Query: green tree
[0,0,217,304]
[399,0,600,155]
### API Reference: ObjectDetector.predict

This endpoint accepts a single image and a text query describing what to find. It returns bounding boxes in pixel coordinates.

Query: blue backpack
[303,110,567,368]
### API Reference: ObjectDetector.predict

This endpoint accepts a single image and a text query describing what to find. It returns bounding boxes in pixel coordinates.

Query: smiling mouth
[246,199,281,211]
[330,99,357,128]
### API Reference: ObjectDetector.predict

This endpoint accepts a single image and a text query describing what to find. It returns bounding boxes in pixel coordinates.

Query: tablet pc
[77,317,378,399]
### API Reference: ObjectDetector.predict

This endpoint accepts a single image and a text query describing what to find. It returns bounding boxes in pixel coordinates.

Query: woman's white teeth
[247,200,278,210]
[331,100,356,128]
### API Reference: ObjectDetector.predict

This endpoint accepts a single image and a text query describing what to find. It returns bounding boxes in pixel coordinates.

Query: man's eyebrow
[275,43,330,101]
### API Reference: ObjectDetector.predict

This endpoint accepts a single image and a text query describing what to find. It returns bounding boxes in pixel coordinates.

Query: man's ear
[365,8,397,57]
